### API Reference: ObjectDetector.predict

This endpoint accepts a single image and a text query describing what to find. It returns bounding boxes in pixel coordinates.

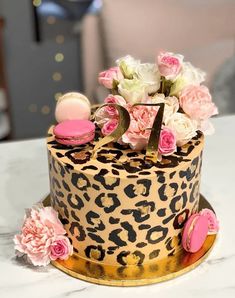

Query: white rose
[116,55,140,79]
[118,78,147,104]
[151,94,179,122]
[165,112,197,146]
[134,63,161,94]
[170,62,206,96]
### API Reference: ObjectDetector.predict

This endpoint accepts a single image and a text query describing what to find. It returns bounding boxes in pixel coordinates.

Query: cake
[14,51,219,276]
[47,126,204,266]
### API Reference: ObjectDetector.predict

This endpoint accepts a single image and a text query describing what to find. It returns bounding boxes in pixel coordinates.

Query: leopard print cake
[47,124,203,266]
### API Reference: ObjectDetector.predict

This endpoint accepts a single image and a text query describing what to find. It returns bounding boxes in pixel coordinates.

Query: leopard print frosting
[47,126,203,266]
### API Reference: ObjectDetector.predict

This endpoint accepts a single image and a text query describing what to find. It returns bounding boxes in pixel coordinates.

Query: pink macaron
[182,213,209,253]
[53,119,95,146]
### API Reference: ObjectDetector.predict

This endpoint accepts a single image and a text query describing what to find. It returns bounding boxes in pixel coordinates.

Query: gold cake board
[43,195,217,287]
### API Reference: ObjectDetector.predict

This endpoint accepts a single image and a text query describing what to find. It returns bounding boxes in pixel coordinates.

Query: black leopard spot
[109,229,127,247]
[86,227,97,233]
[74,247,79,253]
[94,174,120,190]
[121,221,137,242]
[181,181,187,190]
[109,217,120,224]
[60,218,69,225]
[65,163,74,170]
[71,173,91,191]
[108,246,119,251]
[149,249,160,259]
[169,192,187,213]
[162,214,175,224]
[117,250,145,266]
[96,149,123,164]
[56,152,64,158]
[71,210,80,222]
[122,158,146,173]
[168,250,175,256]
[146,226,168,244]
[158,183,178,201]
[85,245,105,261]
[107,251,114,255]
[139,224,151,230]
[124,179,151,198]
[155,171,166,183]
[52,177,61,189]
[88,233,104,244]
[169,171,176,179]
[179,156,199,181]
[85,211,105,230]
[81,165,98,171]
[127,175,139,178]
[55,190,64,198]
[67,194,84,210]
[62,180,70,192]
[173,209,190,229]
[136,242,147,248]
[190,181,200,203]
[84,193,91,202]
[112,169,119,175]
[92,184,100,190]
[65,148,92,164]
[95,193,121,213]
[58,163,66,177]
[139,171,151,175]
[157,208,166,217]
[52,158,58,174]
[57,200,69,218]
[69,222,86,241]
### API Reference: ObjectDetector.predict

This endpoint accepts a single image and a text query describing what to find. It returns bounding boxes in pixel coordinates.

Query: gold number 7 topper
[93,103,165,163]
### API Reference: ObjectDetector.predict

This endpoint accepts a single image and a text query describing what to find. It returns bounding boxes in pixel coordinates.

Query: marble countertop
[0,115,235,298]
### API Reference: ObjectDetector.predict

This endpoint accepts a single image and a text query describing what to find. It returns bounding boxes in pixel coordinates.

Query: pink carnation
[158,127,177,156]
[101,118,118,135]
[179,85,218,121]
[104,94,126,116]
[98,66,124,89]
[200,208,219,234]
[13,207,72,266]
[121,105,159,150]
[157,51,183,80]
[50,236,73,261]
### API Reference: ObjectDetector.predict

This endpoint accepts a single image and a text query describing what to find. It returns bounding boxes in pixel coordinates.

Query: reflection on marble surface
[0,116,235,297]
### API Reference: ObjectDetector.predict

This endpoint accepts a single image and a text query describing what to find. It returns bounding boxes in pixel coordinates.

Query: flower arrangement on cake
[96,51,218,157]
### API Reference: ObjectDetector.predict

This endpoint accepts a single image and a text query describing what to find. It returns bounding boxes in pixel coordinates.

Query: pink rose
[50,235,73,261]
[13,207,70,266]
[104,94,126,116]
[98,66,124,89]
[157,51,183,80]
[101,118,118,136]
[158,127,177,156]
[200,208,219,234]
[179,85,218,121]
[121,105,159,150]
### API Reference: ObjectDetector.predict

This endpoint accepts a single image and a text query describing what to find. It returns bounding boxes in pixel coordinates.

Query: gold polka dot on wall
[55,53,64,62]
[33,0,41,7]
[28,104,38,113]
[54,92,63,101]
[41,105,51,115]
[47,16,56,25]
[56,35,65,44]
[52,72,62,81]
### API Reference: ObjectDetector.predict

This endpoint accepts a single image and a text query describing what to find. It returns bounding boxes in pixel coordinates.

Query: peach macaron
[55,92,91,123]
